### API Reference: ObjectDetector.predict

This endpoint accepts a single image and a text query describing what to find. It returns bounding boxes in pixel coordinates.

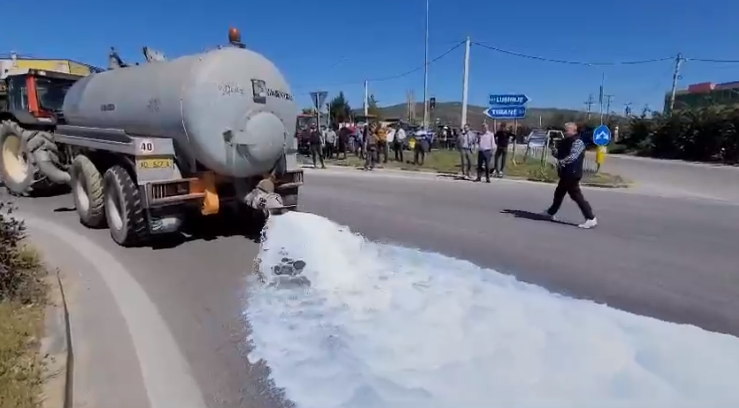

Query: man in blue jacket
[543,122,598,229]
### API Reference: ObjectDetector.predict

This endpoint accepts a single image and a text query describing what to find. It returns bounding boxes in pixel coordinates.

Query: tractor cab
[0,69,82,126]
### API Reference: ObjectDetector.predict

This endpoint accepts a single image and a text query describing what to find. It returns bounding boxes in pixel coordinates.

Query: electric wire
[472,42,673,66]
[293,40,465,91]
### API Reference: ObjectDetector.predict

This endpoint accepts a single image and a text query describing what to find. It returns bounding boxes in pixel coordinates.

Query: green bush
[526,164,558,183]
[608,143,629,154]
[621,108,739,164]
[0,201,44,304]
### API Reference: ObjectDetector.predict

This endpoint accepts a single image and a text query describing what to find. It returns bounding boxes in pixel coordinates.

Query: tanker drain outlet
[243,178,287,217]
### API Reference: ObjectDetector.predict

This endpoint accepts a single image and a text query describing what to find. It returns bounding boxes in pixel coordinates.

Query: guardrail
[509,141,598,174]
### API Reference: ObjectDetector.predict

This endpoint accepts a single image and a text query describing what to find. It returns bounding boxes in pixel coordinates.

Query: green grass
[324,149,628,187]
[0,243,47,408]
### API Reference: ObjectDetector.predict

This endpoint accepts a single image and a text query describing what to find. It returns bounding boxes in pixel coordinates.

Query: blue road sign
[593,125,612,146]
[489,94,529,106]
[484,106,527,120]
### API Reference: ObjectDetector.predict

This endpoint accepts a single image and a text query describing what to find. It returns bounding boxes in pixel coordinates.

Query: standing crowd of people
[305,122,435,171]
[457,122,515,182]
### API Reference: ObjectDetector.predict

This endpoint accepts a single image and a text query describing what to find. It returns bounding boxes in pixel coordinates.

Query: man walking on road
[476,123,495,182]
[543,122,598,229]
[308,123,326,169]
[458,124,477,179]
[493,123,513,178]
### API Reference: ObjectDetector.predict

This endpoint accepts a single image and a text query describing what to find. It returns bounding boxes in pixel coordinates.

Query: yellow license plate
[138,157,174,169]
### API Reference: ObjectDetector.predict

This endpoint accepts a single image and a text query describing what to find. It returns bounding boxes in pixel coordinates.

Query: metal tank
[61,46,297,178]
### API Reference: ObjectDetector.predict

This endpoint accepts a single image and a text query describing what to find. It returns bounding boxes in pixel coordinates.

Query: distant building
[0,54,103,79]
[665,80,739,113]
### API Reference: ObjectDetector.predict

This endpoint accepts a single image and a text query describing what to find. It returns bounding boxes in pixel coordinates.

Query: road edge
[311,163,629,189]
[39,267,73,408]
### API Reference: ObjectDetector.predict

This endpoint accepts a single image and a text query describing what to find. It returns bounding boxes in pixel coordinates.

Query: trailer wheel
[71,155,106,228]
[0,120,34,195]
[103,165,148,247]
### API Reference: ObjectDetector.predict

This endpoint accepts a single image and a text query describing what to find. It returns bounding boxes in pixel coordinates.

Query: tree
[328,92,352,126]
[367,94,382,119]
[301,107,315,114]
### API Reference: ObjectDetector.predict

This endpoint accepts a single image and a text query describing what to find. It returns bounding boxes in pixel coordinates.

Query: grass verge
[1,202,47,408]
[320,149,629,188]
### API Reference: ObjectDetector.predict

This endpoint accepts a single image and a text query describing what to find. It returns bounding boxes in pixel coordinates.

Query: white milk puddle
[245,212,739,408]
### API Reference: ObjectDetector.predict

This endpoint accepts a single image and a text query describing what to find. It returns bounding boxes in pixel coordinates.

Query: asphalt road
[599,154,739,202]
[4,168,739,408]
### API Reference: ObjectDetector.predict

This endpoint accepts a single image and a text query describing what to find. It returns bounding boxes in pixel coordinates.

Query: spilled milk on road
[245,212,739,408]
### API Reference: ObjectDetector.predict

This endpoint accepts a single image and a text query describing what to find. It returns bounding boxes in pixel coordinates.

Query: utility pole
[363,80,369,118]
[585,94,594,120]
[624,102,633,117]
[668,53,684,114]
[599,72,605,124]
[422,0,430,130]
[460,36,471,129]
[605,95,614,121]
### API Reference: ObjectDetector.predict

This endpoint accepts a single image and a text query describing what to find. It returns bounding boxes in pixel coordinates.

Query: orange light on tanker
[228,27,242,44]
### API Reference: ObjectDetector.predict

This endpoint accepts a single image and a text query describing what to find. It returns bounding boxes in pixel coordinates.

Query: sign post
[593,124,611,172]
[310,91,328,128]
[485,93,530,121]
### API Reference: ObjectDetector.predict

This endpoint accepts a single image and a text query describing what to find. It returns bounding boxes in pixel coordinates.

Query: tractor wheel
[0,120,34,195]
[70,155,106,228]
[103,165,148,247]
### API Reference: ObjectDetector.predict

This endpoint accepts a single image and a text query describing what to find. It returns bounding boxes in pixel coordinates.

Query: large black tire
[103,165,148,247]
[0,120,35,195]
[70,155,106,228]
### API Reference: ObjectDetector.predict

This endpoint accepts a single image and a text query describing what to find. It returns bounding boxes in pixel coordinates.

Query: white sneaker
[578,218,598,229]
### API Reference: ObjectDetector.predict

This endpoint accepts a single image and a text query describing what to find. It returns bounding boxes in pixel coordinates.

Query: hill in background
[356,101,604,129]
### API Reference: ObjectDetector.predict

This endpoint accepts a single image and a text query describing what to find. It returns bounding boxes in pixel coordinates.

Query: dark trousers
[310,144,325,167]
[378,141,388,163]
[324,143,334,159]
[476,149,492,181]
[393,141,404,162]
[364,147,378,169]
[494,148,507,173]
[414,145,425,165]
[547,177,596,220]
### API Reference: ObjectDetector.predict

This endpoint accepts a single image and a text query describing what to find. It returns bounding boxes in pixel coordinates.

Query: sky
[3,0,739,116]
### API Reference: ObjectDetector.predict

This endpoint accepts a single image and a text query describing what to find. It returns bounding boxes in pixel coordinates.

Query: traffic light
[429,97,436,110]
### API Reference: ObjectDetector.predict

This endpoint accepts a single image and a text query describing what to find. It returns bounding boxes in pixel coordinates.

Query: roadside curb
[315,164,630,189]
[39,268,73,408]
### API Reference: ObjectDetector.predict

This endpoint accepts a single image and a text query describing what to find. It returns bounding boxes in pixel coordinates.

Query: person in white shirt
[392,124,407,162]
[324,126,337,159]
[476,123,496,183]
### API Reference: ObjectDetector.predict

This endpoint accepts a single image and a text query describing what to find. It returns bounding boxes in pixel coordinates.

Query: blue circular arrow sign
[593,125,611,147]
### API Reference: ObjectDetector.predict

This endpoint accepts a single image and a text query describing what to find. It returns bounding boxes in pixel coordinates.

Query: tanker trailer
[0,27,303,247]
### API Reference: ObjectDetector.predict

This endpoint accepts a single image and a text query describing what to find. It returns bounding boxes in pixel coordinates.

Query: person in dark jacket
[493,123,514,178]
[308,123,326,169]
[364,122,379,170]
[543,122,597,229]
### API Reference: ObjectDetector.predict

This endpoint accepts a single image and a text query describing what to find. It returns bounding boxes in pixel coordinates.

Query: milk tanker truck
[0,28,303,246]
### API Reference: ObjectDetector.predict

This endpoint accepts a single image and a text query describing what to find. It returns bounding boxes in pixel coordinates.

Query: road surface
[600,154,739,202]
[4,168,739,408]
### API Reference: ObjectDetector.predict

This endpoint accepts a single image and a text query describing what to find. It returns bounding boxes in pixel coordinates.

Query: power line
[471,42,673,66]
[292,40,466,91]
[687,57,739,64]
